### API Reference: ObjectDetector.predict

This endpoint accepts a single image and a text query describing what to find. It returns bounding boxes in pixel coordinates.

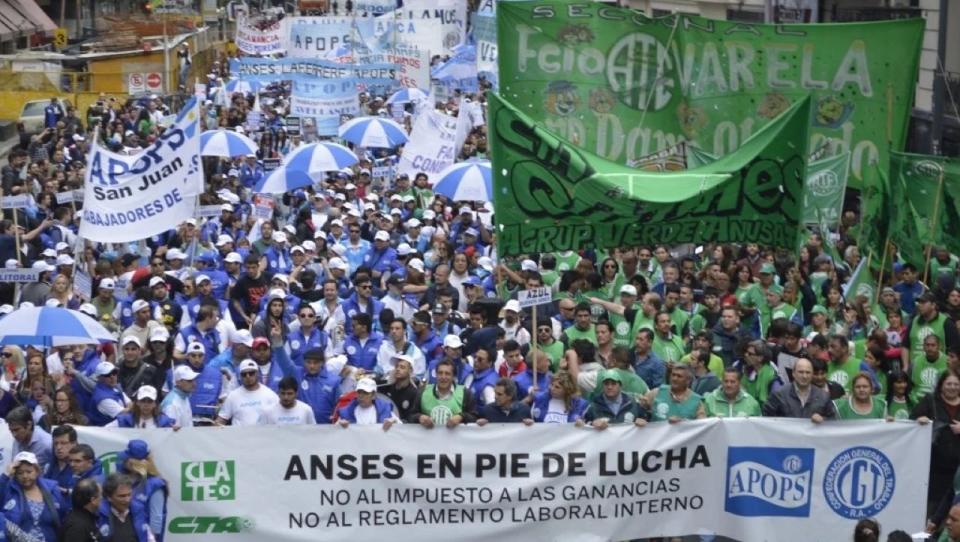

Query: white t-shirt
[543,398,569,424]
[353,404,378,425]
[219,385,279,426]
[264,401,316,425]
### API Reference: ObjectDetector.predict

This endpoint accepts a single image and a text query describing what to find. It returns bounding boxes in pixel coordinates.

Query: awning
[0,0,57,43]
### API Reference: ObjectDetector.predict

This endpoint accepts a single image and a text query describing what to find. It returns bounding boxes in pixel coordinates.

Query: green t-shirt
[650,387,702,422]
[419,385,465,425]
[886,397,913,420]
[909,313,950,364]
[703,388,761,418]
[833,396,887,420]
[678,352,725,381]
[667,307,690,337]
[609,307,638,349]
[554,251,580,272]
[590,368,649,400]
[741,363,779,405]
[540,341,565,373]
[910,353,948,403]
[541,270,560,288]
[826,358,861,394]
[652,333,685,363]
[564,324,598,346]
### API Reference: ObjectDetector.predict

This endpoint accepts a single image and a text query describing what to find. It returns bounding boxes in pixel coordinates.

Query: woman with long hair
[912,371,960,512]
[117,439,169,542]
[38,386,88,430]
[2,345,25,384]
[599,257,624,301]
[885,371,914,420]
[530,371,588,423]
[45,273,80,310]
[15,353,55,406]
[111,386,176,429]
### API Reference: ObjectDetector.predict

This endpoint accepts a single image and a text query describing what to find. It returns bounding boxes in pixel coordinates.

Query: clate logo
[725,447,815,517]
[181,461,236,502]
[823,447,895,519]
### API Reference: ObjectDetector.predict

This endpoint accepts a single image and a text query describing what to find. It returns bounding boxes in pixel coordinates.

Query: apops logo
[181,461,236,502]
[725,447,815,517]
[823,447,895,519]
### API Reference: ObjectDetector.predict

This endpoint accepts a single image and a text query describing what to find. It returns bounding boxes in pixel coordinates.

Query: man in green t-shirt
[826,334,864,395]
[410,359,478,427]
[652,311,685,364]
[562,303,598,348]
[704,367,761,418]
[911,334,949,403]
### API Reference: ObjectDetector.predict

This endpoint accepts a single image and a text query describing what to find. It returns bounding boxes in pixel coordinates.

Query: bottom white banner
[75,419,930,541]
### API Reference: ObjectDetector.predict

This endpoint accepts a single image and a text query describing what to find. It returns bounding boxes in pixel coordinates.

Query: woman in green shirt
[885,371,915,421]
[834,373,888,420]
[598,257,625,301]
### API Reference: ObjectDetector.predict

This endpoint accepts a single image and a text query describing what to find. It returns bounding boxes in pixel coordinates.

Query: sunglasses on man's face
[241,371,258,377]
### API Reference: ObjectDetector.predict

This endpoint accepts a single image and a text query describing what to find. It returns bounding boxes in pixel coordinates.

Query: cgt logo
[823,446,895,519]
[181,461,235,502]
[168,516,254,534]
[725,447,815,517]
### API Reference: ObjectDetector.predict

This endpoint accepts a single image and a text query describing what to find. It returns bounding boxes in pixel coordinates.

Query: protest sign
[372,0,467,57]
[73,270,93,300]
[0,195,30,209]
[284,17,374,58]
[291,79,360,136]
[236,16,284,55]
[490,92,809,255]
[0,269,40,283]
[396,109,460,179]
[55,189,84,205]
[497,1,923,185]
[197,205,224,218]
[75,419,928,542]
[79,99,203,243]
[286,116,302,136]
[229,58,398,86]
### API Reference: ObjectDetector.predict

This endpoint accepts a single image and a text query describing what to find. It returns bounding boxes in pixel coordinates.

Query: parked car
[17,98,71,135]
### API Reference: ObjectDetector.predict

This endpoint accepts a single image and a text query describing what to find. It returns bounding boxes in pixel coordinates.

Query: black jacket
[479,401,530,423]
[60,507,103,542]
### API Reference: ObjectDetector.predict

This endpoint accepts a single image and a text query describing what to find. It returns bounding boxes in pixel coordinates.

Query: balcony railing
[831,7,921,22]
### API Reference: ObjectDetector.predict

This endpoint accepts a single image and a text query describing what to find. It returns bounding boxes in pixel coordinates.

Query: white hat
[464,227,479,237]
[443,334,463,349]
[56,254,74,266]
[330,219,343,227]
[186,342,205,355]
[407,258,425,273]
[392,353,414,366]
[520,259,538,272]
[374,230,390,242]
[45,299,62,308]
[504,299,521,313]
[364,202,376,211]
[389,209,402,216]
[402,195,415,203]
[149,276,166,288]
[220,203,234,212]
[122,335,141,348]
[365,193,378,202]
[390,194,402,202]
[396,243,413,256]
[195,274,211,285]
[272,274,289,285]
[95,362,118,377]
[268,288,286,300]
[328,257,348,271]
[290,245,305,254]
[272,231,287,243]
[238,359,259,373]
[283,225,296,235]
[31,261,54,272]
[99,278,116,290]
[302,240,317,252]
[183,218,197,227]
[166,249,185,260]
[345,183,356,190]
[41,248,56,258]
[477,256,494,272]
[620,284,638,296]
[131,299,151,313]
[224,252,243,264]
[405,218,421,229]
[347,209,362,218]
[329,244,347,256]
[215,234,233,247]
[149,326,170,343]
[231,329,254,347]
[174,365,200,381]
[78,303,97,317]
[459,206,473,215]
[12,452,39,467]
[55,242,70,252]
[4,259,18,269]
[356,378,377,393]
[422,209,436,220]
[136,385,158,401]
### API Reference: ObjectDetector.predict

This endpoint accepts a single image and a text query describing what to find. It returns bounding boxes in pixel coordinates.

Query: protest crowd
[0,2,956,542]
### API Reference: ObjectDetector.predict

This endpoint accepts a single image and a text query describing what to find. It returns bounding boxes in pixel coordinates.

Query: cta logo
[725,447,814,517]
[823,446,895,519]
[169,516,254,534]
[181,461,236,502]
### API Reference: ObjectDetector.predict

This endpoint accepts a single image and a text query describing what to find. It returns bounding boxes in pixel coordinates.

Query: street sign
[53,28,68,49]
[0,269,40,283]
[128,73,145,94]
[146,72,163,91]
[518,287,552,308]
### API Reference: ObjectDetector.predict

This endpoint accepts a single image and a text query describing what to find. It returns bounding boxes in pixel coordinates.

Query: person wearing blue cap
[116,440,168,542]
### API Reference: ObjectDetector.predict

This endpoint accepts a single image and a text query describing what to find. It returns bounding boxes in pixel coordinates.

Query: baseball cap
[504,299,521,313]
[41,248,56,258]
[290,245,305,254]
[251,337,270,349]
[520,259,538,272]
[810,305,828,315]
[328,257,348,271]
[459,206,472,215]
[422,210,436,220]
[215,234,234,247]
[56,254,74,266]
[174,365,200,381]
[477,257,494,272]
[463,276,482,287]
[302,240,317,252]
[356,378,377,393]
[12,452,39,467]
[392,353,413,366]
[405,218,421,229]
[601,370,623,384]
[396,243,413,256]
[272,231,287,243]
[464,227,479,237]
[374,230,390,242]
[165,249,186,260]
[149,326,170,343]
[443,335,463,349]
[186,342,205,355]
[432,303,448,314]
[118,440,150,464]
[131,299,151,313]
[272,274,289,285]
[99,278,116,290]
[220,203,234,212]
[149,276,165,288]
[303,348,325,361]
[620,285,638,296]
[759,262,777,275]
[195,274,211,285]
[224,252,243,264]
[31,261,54,272]
[231,329,254,347]
[238,359,259,372]
[78,303,97,317]
[95,362,118,377]
[408,258,425,273]
[136,385,158,401]
[122,335,141,348]
[767,284,784,296]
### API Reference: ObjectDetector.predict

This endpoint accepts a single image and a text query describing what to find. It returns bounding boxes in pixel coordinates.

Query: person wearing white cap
[239,152,265,191]
[90,277,119,332]
[160,365,199,428]
[88,362,130,426]
[364,230,398,280]
[263,376,316,426]
[19,260,54,307]
[216,359,279,426]
[336,377,400,429]
[121,299,162,353]
[116,335,159,400]
[110,385,176,429]
[1,449,68,538]
[499,299,531,347]
[427,334,474,388]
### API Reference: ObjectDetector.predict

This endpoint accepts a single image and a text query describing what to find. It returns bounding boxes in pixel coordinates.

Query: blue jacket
[362,247,397,275]
[87,382,128,426]
[338,397,395,423]
[470,367,499,406]
[414,331,444,370]
[479,401,530,423]
[184,298,230,326]
[131,475,167,542]
[177,324,221,363]
[97,498,150,542]
[341,294,384,336]
[632,352,666,390]
[343,334,383,371]
[77,460,105,487]
[286,327,330,367]
[512,368,552,401]
[276,347,342,423]
[530,391,588,423]
[0,474,66,542]
[43,460,74,503]
[115,412,177,428]
[426,357,474,386]
[262,246,292,275]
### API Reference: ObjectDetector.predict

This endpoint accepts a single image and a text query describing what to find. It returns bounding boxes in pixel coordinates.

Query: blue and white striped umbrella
[0,306,115,347]
[224,79,261,94]
[255,166,320,194]
[256,142,358,193]
[200,129,259,157]
[433,161,493,202]
[338,117,408,148]
[386,87,429,105]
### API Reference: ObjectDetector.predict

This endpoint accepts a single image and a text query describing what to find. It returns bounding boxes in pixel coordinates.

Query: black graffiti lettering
[724,23,761,36]
[741,158,787,213]
[511,162,574,218]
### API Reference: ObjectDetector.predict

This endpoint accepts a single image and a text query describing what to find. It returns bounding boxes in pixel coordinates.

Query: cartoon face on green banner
[490,93,809,256]
[496,2,923,187]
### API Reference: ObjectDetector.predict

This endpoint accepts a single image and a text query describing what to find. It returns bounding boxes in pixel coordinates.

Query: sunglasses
[1,352,11,358]
[299,313,315,319]
[240,371,258,377]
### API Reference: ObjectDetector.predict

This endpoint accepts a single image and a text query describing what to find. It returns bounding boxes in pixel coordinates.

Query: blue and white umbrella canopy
[255,142,358,193]
[224,79,261,95]
[0,306,115,347]
[386,87,429,105]
[200,130,259,157]
[433,161,493,202]
[338,117,408,148]
[255,166,320,194]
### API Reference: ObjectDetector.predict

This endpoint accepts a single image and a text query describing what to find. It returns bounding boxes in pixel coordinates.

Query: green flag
[843,256,875,302]
[888,152,960,267]
[802,152,850,227]
[490,92,810,256]
[496,1,923,187]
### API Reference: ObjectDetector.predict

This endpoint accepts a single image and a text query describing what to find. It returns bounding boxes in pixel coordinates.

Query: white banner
[291,78,360,136]
[74,419,929,541]
[79,100,203,243]
[236,16,284,56]
[396,109,459,179]
[0,268,40,283]
[372,0,466,56]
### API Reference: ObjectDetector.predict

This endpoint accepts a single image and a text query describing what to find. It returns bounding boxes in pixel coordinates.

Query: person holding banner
[580,370,649,429]
[762,358,837,422]
[337,377,399,429]
[409,359,477,428]
[642,364,706,423]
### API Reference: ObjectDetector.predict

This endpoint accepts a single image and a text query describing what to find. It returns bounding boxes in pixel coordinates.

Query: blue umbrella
[255,166,319,194]
[338,117,408,148]
[432,161,493,202]
[256,142,358,193]
[386,87,429,105]
[0,306,115,347]
[200,130,259,157]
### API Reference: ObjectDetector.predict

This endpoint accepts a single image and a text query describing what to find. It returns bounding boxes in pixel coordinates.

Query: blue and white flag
[80,99,202,242]
[229,57,398,86]
[284,16,374,59]
[291,79,360,136]
[432,44,478,92]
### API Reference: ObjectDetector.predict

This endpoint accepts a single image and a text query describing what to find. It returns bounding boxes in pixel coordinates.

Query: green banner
[802,152,850,226]
[888,152,960,267]
[490,92,810,256]
[496,1,923,187]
